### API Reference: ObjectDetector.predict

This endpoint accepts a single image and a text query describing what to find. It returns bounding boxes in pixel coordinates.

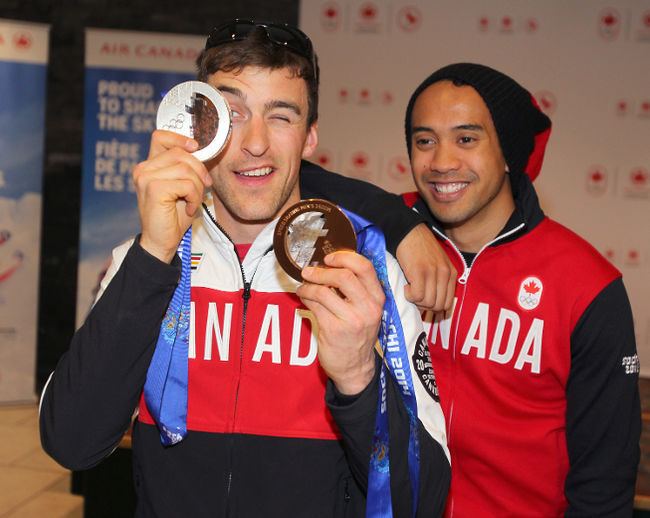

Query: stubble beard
[212,174,299,226]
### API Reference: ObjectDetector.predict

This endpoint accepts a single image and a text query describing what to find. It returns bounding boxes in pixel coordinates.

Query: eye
[458,135,476,145]
[415,136,435,148]
[270,115,291,123]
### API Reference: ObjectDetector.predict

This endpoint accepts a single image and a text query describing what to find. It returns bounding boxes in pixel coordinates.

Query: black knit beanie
[404,63,552,180]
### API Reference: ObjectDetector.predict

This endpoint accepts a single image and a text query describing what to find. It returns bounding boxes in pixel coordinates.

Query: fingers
[132,131,213,263]
[135,137,212,220]
[396,223,458,312]
[300,251,385,311]
[297,252,382,396]
[148,129,197,159]
[141,137,212,188]
[135,160,206,210]
[403,274,426,308]
[297,279,348,321]
[444,265,457,311]
[404,261,454,313]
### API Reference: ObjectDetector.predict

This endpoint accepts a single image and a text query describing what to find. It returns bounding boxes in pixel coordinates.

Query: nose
[428,142,460,174]
[240,115,270,157]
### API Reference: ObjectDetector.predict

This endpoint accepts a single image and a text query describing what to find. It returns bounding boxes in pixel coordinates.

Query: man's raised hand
[133,130,212,263]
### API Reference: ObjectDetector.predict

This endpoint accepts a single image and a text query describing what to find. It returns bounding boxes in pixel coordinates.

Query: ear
[301,122,319,158]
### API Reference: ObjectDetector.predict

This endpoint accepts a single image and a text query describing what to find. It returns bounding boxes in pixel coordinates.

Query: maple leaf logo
[361,5,376,20]
[631,169,648,185]
[603,13,617,26]
[353,153,368,168]
[13,32,32,49]
[524,281,540,294]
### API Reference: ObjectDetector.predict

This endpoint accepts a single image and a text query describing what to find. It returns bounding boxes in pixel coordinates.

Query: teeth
[434,182,467,194]
[238,167,273,177]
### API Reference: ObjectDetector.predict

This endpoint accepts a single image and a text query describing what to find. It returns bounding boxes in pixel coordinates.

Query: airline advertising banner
[0,19,49,402]
[78,29,203,325]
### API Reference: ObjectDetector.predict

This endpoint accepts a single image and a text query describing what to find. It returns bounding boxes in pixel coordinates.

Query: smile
[433,182,468,194]
[236,166,274,177]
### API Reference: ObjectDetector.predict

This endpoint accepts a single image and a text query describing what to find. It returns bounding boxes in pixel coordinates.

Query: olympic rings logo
[161,113,186,130]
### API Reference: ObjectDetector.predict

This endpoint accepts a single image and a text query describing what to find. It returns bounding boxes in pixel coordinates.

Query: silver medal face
[156,81,232,162]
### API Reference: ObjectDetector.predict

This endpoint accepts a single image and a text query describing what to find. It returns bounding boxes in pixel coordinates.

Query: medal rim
[156,80,232,162]
[273,198,357,282]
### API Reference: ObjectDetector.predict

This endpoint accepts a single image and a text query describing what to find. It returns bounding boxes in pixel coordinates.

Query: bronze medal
[274,199,357,282]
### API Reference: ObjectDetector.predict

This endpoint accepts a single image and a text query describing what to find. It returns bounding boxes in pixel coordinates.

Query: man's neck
[206,197,268,245]
[443,180,516,254]
[208,190,303,245]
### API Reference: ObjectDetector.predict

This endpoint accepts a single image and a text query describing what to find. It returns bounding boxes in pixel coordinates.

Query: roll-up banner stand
[0,19,49,403]
[77,29,203,325]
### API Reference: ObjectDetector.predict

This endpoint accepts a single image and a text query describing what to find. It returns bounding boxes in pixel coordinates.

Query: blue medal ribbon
[143,227,192,446]
[341,209,420,518]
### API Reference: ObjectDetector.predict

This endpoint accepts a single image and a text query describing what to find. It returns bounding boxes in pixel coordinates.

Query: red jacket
[404,173,640,517]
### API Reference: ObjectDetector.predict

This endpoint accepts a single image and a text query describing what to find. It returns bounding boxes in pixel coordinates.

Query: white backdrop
[299,0,650,374]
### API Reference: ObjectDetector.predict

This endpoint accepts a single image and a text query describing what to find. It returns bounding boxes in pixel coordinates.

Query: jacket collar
[414,171,545,250]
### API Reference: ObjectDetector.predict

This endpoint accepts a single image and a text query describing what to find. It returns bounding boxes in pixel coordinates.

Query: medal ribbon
[341,209,420,518]
[143,227,192,446]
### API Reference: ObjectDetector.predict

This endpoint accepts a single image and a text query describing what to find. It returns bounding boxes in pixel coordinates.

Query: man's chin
[231,209,277,226]
[427,203,468,227]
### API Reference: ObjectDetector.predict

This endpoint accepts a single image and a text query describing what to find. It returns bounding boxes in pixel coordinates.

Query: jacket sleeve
[299,160,425,255]
[325,254,450,517]
[39,240,180,470]
[565,278,641,517]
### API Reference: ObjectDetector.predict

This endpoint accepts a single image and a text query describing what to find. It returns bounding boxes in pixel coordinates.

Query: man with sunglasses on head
[40,20,451,517]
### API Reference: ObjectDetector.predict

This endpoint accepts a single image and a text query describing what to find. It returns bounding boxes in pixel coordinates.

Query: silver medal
[156,81,232,162]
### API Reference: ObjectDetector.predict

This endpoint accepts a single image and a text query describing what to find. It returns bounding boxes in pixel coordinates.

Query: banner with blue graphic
[77,29,203,325]
[0,19,49,403]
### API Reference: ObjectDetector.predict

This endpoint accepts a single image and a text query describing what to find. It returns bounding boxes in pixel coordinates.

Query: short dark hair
[196,27,319,127]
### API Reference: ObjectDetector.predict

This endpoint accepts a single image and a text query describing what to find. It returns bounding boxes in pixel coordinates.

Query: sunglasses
[205,19,318,82]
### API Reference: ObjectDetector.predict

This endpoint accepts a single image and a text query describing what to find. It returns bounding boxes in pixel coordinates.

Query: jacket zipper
[428,222,524,517]
[202,204,275,515]
[202,205,251,514]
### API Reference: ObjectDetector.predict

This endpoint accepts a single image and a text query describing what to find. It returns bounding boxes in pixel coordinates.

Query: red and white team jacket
[41,190,451,518]
[97,199,446,450]
[404,174,640,517]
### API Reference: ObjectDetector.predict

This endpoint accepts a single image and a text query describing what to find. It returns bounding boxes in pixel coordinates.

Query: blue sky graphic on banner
[0,19,49,402]
[0,64,46,198]
[77,29,202,325]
